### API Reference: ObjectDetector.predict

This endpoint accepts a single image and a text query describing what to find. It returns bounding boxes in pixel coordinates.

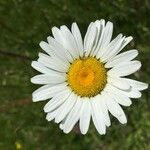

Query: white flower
[31,20,148,135]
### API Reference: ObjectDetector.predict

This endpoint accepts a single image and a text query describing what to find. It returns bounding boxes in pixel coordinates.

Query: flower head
[31,20,148,134]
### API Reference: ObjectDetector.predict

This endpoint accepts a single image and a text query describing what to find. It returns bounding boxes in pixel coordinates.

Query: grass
[0,0,150,149]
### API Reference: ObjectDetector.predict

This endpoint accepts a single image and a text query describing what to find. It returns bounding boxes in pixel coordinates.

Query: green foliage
[0,0,150,149]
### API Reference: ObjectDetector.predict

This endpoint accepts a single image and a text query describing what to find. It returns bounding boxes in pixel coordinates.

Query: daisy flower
[31,19,148,135]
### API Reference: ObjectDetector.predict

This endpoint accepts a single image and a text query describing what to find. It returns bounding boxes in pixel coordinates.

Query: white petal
[31,61,57,75]
[46,111,58,121]
[71,23,84,57]
[103,92,122,115]
[44,88,71,113]
[108,61,141,77]
[60,25,79,58]
[90,20,105,56]
[92,19,105,56]
[32,83,67,102]
[84,23,97,57]
[49,55,68,69]
[33,84,51,96]
[39,41,54,56]
[100,21,113,49]
[84,22,93,51]
[107,77,130,90]
[105,84,142,99]
[79,98,91,134]
[117,114,127,124]
[52,26,64,44]
[38,53,69,73]
[31,74,66,85]
[54,92,77,123]
[106,91,132,106]
[47,36,72,64]
[38,52,50,59]
[96,94,111,127]
[63,97,83,134]
[51,27,74,62]
[120,36,133,50]
[59,117,67,130]
[103,92,127,124]
[96,21,113,58]
[121,78,148,91]
[105,49,138,68]
[100,34,123,62]
[104,36,133,61]
[91,97,106,135]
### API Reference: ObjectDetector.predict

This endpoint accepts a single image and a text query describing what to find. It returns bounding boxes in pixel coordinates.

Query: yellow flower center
[67,57,107,97]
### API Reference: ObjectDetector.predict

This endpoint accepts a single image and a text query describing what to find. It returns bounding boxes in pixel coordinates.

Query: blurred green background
[0,0,150,149]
